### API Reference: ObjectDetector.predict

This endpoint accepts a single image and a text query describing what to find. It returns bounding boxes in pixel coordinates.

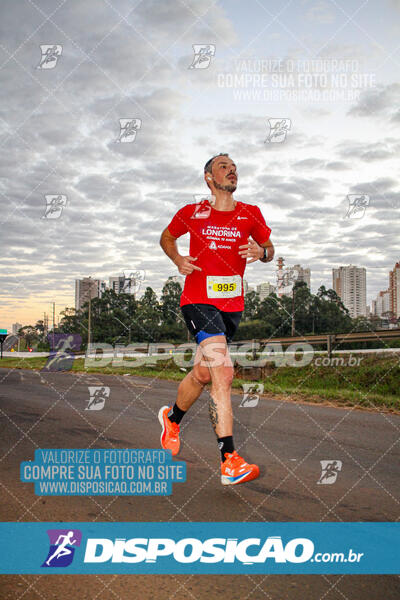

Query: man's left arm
[238,205,274,263]
[259,238,274,263]
[249,205,274,263]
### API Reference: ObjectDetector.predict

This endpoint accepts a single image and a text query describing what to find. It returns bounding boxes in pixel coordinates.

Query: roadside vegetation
[2,352,398,412]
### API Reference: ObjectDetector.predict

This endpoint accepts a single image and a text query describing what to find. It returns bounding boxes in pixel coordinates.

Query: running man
[159,153,274,485]
[45,531,77,565]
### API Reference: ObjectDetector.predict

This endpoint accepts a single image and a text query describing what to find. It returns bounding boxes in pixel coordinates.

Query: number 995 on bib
[206,275,242,298]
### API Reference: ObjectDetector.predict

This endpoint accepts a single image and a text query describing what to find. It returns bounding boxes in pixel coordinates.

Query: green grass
[253,354,400,411]
[1,352,399,412]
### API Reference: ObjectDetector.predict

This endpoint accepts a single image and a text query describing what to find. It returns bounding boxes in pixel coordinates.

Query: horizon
[7,259,395,331]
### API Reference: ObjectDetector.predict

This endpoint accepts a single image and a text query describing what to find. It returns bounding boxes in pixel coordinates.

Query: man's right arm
[160,227,181,265]
[160,227,202,275]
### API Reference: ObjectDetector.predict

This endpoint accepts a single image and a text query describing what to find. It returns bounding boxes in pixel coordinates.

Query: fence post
[327,335,332,358]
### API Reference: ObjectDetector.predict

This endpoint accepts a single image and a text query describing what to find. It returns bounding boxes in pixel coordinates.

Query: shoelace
[226,452,245,467]
[170,422,180,435]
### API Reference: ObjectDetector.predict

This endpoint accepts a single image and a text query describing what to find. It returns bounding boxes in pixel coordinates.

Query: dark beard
[213,180,237,193]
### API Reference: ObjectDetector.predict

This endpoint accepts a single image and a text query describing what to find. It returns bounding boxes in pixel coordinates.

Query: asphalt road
[0,367,399,599]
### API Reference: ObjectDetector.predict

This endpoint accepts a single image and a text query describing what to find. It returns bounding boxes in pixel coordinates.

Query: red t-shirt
[167,200,271,311]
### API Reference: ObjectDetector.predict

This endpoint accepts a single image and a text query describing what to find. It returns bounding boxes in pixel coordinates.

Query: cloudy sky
[1,0,399,329]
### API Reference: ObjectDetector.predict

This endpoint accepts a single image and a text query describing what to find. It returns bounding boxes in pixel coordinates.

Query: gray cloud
[348,83,400,120]
[1,0,399,325]
[292,158,325,170]
[325,161,350,170]
[336,138,397,162]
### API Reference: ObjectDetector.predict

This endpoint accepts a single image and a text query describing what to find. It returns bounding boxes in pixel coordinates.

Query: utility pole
[43,312,49,340]
[52,302,55,350]
[291,286,295,336]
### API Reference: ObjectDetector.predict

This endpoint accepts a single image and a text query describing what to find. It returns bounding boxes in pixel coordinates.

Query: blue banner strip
[0,522,398,574]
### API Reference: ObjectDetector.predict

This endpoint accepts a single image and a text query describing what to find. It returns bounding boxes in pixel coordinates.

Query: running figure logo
[265,118,291,143]
[191,195,216,219]
[37,45,62,69]
[42,333,81,372]
[188,45,216,69]
[240,383,264,408]
[346,194,370,219]
[42,195,67,219]
[122,270,145,295]
[116,119,142,143]
[86,386,110,410]
[317,460,342,485]
[276,267,299,296]
[41,529,81,567]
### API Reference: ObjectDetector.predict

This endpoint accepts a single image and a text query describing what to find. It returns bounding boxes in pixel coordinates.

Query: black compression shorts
[181,303,242,344]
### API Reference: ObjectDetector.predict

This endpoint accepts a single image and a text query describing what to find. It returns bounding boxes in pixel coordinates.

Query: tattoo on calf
[208,395,218,432]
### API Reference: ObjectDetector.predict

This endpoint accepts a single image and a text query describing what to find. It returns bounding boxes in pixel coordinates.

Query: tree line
[16,278,385,351]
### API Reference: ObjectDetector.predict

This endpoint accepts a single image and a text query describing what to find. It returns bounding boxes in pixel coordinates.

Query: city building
[389,261,400,318]
[12,322,22,334]
[370,262,400,320]
[276,257,311,297]
[256,281,276,301]
[75,278,103,311]
[243,280,255,294]
[332,265,367,318]
[292,264,311,288]
[373,290,391,317]
[109,272,144,297]
[109,276,126,295]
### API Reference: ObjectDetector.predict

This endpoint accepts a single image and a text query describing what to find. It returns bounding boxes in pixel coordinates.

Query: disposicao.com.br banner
[0,522,398,575]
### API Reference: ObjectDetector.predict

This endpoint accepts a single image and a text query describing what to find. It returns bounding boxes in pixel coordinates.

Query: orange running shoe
[220,451,259,485]
[158,406,180,456]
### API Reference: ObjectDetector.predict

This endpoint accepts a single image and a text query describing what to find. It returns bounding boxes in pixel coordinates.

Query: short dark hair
[204,153,230,174]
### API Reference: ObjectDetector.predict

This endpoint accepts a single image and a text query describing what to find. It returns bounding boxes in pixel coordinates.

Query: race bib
[206,275,242,298]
